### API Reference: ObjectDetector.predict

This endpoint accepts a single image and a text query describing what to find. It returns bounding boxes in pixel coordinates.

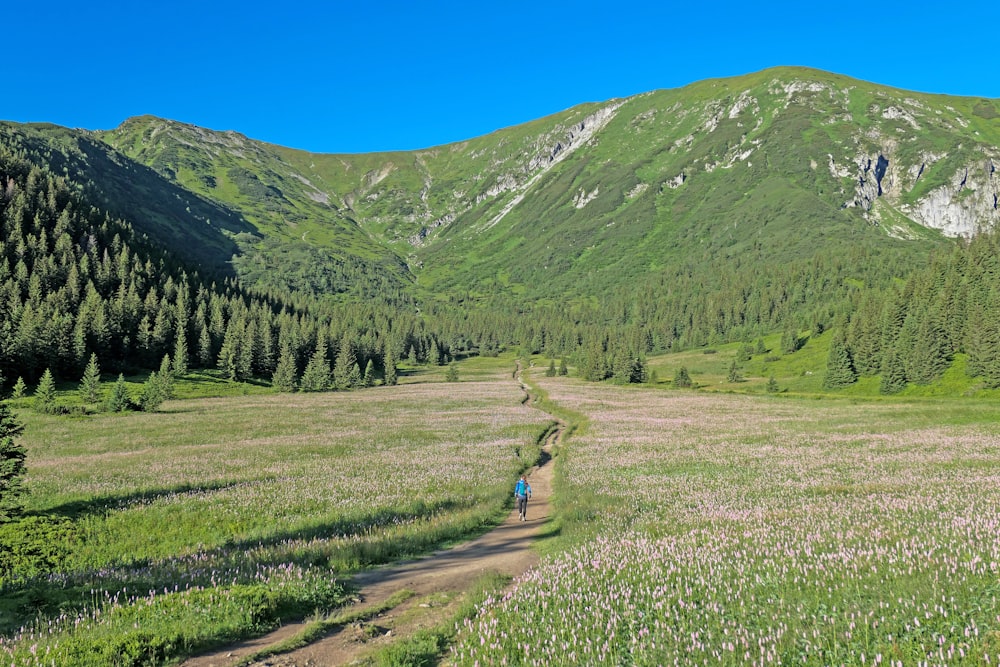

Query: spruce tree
[965,289,999,380]
[300,338,332,392]
[197,327,213,368]
[79,353,102,404]
[907,310,949,384]
[347,362,363,388]
[545,360,556,377]
[34,369,58,414]
[726,359,743,383]
[823,330,857,389]
[173,329,189,377]
[781,329,800,354]
[0,401,27,522]
[158,354,175,399]
[362,359,376,387]
[445,363,459,382]
[879,347,907,395]
[11,378,27,400]
[139,371,167,412]
[766,376,780,393]
[558,359,568,376]
[849,294,884,376]
[383,345,398,386]
[106,374,132,412]
[334,333,358,389]
[673,366,693,388]
[272,344,298,392]
[754,338,767,356]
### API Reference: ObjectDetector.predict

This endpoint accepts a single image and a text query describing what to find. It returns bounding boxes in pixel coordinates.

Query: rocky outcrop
[902,157,1000,236]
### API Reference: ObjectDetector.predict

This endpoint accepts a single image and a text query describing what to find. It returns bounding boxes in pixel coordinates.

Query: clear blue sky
[6,0,999,154]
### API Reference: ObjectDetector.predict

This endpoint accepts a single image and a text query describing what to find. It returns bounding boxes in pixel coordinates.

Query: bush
[0,515,78,583]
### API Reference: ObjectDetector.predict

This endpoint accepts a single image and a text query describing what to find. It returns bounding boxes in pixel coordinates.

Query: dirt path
[181,373,559,667]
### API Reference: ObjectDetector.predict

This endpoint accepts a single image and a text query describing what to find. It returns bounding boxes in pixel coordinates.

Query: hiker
[514,474,532,521]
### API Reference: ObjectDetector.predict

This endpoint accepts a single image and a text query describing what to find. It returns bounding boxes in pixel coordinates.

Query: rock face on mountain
[89,67,1000,300]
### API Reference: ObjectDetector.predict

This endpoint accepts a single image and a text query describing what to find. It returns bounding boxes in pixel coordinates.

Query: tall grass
[1,362,549,666]
[453,372,1000,665]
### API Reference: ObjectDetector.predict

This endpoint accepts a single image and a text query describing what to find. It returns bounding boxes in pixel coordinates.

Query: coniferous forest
[3,66,1000,401]
[3,129,1000,400]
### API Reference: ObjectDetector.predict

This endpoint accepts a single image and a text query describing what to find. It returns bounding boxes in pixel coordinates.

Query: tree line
[0,143,463,403]
[823,229,1000,392]
[4,126,995,402]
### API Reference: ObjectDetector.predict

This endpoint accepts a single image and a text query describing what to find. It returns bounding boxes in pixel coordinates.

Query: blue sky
[6,1,999,153]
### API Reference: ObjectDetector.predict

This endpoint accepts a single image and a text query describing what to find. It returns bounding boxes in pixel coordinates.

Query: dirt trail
[182,372,559,667]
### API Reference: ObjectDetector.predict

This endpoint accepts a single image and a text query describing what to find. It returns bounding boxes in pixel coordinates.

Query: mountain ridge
[7,67,1000,342]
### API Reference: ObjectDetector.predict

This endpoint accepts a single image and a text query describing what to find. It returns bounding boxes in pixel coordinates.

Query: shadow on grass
[1,498,482,634]
[36,479,271,520]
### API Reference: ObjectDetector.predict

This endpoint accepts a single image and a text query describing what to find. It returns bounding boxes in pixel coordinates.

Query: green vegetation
[2,66,1000,663]
[0,361,549,665]
[453,373,1000,665]
[0,402,26,522]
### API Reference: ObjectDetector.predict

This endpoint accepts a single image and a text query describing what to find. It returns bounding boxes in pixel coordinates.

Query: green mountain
[95,69,998,314]
[4,67,999,369]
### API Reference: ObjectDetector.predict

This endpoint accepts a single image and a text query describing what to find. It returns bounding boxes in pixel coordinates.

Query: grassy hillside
[97,68,999,322]
[2,66,995,360]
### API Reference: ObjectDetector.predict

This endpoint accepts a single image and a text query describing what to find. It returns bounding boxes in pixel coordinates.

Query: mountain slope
[98,67,998,314]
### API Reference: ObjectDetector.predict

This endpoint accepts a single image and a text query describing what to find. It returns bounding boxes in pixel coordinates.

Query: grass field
[6,354,1000,665]
[453,369,1000,666]
[0,358,549,666]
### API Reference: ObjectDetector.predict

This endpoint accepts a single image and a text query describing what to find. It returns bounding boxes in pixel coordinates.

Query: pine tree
[106,374,132,412]
[879,347,907,395]
[139,371,167,412]
[823,330,857,389]
[11,378,26,400]
[334,333,358,389]
[300,338,332,392]
[383,345,398,386]
[673,366,693,388]
[34,369,58,414]
[362,359,376,387]
[558,359,568,376]
[545,360,556,377]
[79,353,102,404]
[766,376,780,393]
[272,344,298,392]
[0,401,27,522]
[173,329,189,377]
[445,363,459,382]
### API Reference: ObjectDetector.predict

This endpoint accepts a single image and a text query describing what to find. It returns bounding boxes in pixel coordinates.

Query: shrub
[0,515,78,583]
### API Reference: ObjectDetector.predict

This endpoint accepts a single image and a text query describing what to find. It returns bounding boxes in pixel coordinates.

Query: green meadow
[1,358,549,666]
[4,352,1000,665]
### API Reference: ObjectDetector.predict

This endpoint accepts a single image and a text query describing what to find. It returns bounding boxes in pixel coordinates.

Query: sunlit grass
[1,360,548,666]
[453,372,1000,666]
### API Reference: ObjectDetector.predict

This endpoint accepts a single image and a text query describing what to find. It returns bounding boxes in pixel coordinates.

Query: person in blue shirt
[514,474,532,521]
